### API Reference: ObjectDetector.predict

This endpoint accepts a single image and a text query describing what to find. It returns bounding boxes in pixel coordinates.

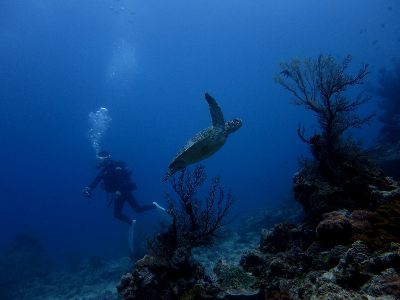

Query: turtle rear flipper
[163,159,186,181]
[205,93,225,127]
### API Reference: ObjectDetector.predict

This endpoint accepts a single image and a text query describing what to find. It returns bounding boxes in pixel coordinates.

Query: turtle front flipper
[205,93,225,127]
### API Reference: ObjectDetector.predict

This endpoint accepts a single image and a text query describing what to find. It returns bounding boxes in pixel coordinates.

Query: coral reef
[275,55,374,181]
[315,209,373,245]
[352,198,400,248]
[114,55,400,300]
[152,165,234,260]
[219,55,400,299]
[117,254,208,300]
[13,182,393,300]
[237,151,400,299]
[240,221,400,299]
[213,261,257,291]
[312,183,400,248]
[276,55,384,220]
[292,157,392,222]
[362,268,400,298]
[117,166,235,299]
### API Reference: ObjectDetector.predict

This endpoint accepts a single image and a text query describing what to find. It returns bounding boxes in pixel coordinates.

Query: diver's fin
[153,202,172,228]
[128,219,136,253]
[153,201,166,211]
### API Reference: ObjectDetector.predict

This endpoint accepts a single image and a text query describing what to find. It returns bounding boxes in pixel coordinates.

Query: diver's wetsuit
[88,160,155,225]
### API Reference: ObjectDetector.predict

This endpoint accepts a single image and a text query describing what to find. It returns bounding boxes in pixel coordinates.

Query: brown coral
[353,198,400,248]
[316,210,353,243]
[316,209,375,245]
[314,197,400,249]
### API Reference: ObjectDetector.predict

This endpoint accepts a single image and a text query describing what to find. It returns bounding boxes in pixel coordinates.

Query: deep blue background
[0,0,399,260]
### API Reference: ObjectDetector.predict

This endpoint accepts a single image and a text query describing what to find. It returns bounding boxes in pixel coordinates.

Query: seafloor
[3,196,399,299]
[2,144,400,299]
[0,206,294,299]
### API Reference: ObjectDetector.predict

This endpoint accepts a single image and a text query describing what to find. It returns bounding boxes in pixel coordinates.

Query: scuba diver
[83,151,166,245]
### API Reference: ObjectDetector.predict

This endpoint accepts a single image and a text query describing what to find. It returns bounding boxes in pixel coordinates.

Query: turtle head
[224,118,242,135]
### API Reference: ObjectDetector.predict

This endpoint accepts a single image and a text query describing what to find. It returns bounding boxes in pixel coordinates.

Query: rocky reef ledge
[117,175,400,299]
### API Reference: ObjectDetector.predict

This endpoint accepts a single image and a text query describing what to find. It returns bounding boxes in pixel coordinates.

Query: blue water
[0,0,399,262]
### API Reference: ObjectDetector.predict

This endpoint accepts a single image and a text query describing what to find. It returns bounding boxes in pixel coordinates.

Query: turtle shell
[169,126,226,168]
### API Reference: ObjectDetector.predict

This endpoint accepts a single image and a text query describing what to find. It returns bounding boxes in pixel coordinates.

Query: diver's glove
[83,186,92,198]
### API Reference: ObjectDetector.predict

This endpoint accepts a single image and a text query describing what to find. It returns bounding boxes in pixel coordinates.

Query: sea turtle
[163,93,242,181]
